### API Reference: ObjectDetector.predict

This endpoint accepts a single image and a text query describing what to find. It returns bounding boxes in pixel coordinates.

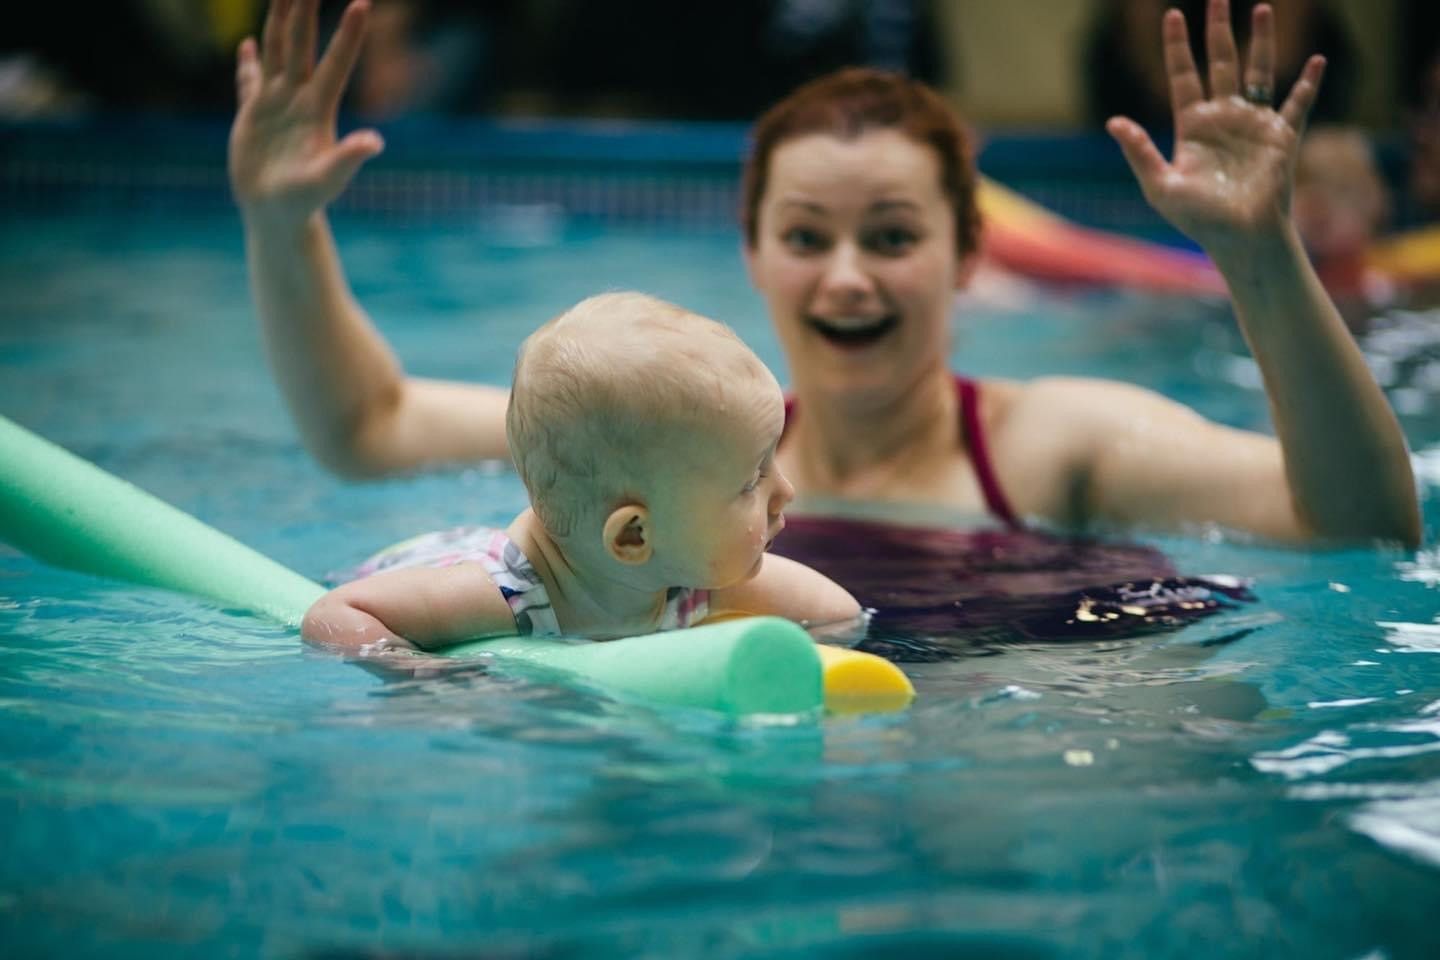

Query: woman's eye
[865,227,918,255]
[781,227,826,253]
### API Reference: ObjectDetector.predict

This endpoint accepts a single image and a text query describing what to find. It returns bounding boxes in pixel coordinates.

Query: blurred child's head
[1293,125,1390,262]
[1412,56,1440,216]
[507,292,793,588]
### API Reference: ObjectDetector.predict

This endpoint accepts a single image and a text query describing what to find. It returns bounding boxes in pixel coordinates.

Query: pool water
[3,209,1440,959]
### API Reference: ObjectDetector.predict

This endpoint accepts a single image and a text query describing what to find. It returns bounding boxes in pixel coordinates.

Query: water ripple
[1379,619,1440,652]
[1346,781,1440,870]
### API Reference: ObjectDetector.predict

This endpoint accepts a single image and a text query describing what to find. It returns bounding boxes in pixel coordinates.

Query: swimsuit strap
[954,375,1023,531]
[780,376,1024,530]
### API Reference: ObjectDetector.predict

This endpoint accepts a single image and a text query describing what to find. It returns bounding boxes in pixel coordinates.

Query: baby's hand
[344,642,486,684]
[228,0,384,225]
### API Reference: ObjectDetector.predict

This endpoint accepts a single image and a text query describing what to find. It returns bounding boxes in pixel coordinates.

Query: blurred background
[2,0,1435,127]
[1,1,1437,270]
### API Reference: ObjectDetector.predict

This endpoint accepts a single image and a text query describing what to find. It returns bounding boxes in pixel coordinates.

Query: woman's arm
[709,555,864,629]
[301,563,518,655]
[1002,376,1306,543]
[243,214,512,476]
[1099,0,1419,546]
[231,0,509,477]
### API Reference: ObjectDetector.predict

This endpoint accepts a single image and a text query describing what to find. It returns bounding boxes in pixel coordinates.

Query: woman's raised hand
[1106,0,1325,253]
[228,0,383,223]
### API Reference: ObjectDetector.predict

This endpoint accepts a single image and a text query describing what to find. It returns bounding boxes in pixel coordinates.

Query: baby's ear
[602,504,652,565]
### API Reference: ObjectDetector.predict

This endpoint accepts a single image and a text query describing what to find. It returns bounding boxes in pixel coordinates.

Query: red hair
[741,68,982,256]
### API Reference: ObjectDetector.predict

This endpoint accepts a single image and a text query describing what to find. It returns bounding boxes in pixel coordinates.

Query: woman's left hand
[1107,0,1325,253]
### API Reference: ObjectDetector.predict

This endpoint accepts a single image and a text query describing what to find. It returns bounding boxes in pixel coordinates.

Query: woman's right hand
[1106,0,1323,260]
[228,0,384,225]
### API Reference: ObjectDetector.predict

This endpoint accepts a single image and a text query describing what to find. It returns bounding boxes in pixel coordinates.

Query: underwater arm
[1103,0,1418,545]
[302,563,518,654]
[230,0,510,477]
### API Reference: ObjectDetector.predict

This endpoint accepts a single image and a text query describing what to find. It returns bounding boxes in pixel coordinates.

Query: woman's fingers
[1107,117,1169,198]
[296,0,321,83]
[1243,3,1276,105]
[236,37,261,105]
[283,0,319,85]
[248,0,366,110]
[1163,9,1204,115]
[260,0,291,78]
[314,129,385,197]
[313,0,371,111]
[1279,55,1327,133]
[1205,0,1241,99]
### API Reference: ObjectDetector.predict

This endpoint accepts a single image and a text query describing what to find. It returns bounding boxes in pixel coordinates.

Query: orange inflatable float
[976,177,1225,296]
[978,176,1440,302]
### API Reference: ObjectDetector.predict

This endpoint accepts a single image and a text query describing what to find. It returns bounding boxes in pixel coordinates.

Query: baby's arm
[231,0,509,477]
[707,555,863,630]
[301,563,518,656]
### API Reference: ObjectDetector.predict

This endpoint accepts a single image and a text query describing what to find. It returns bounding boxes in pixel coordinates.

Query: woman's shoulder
[977,373,1177,421]
[971,374,1193,523]
[974,373,1198,461]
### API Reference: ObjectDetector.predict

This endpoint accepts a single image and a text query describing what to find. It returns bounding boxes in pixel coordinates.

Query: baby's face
[652,367,793,589]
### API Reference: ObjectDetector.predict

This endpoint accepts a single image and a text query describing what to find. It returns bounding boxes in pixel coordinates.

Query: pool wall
[1,114,1426,239]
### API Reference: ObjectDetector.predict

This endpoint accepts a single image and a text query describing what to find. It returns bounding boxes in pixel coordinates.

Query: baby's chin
[702,546,771,593]
[714,551,766,590]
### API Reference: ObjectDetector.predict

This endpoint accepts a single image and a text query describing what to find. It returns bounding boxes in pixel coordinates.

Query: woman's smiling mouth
[807,314,899,348]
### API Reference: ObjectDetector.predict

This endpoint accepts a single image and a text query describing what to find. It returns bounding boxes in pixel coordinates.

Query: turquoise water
[3,210,1440,958]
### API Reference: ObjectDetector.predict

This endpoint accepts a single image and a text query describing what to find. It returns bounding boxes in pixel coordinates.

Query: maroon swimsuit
[776,375,1254,660]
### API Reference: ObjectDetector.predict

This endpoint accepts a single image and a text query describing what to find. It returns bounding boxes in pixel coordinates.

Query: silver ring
[1243,82,1273,107]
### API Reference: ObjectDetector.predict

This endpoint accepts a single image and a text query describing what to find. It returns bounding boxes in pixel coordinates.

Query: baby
[302,291,862,655]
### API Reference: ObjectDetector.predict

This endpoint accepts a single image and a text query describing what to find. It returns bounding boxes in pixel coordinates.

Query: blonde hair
[506,292,766,538]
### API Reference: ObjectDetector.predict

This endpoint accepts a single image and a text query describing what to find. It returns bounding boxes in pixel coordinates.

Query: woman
[229,0,1419,555]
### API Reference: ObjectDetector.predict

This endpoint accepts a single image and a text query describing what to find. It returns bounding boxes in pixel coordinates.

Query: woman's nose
[817,242,873,302]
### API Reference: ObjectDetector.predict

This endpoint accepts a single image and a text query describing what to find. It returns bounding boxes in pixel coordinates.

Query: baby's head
[507,292,792,588]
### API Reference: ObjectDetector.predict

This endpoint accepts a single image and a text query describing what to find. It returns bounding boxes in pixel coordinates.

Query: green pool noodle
[0,414,325,625]
[0,414,823,714]
[445,619,822,715]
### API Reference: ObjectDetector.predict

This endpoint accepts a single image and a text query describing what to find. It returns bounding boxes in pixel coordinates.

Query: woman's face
[745,129,972,407]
